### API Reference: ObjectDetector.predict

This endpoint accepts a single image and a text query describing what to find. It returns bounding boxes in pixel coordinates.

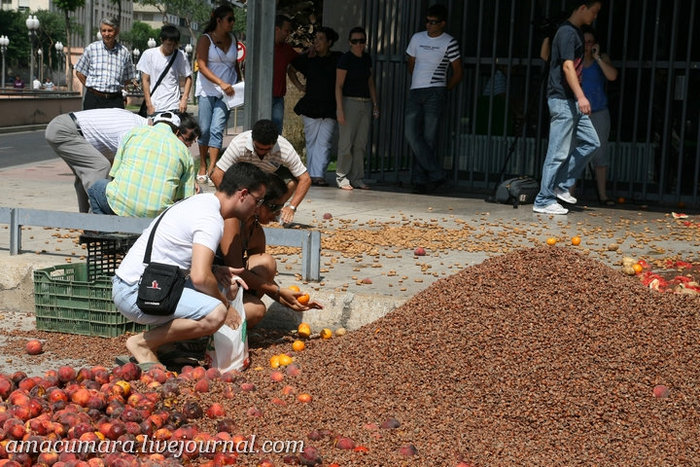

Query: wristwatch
[288,205,296,211]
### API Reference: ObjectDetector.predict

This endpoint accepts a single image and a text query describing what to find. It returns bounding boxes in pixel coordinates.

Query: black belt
[68,112,83,137]
[86,87,121,98]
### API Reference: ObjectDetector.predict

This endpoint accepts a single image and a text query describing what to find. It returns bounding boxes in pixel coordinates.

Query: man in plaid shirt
[76,16,138,110]
[87,112,200,217]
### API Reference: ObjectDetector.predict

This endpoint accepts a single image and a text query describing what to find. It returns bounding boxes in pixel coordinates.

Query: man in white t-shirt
[405,4,463,194]
[210,119,311,226]
[137,24,193,116]
[113,162,268,365]
[45,108,148,212]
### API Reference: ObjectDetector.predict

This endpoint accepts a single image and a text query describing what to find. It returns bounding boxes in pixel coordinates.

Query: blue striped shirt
[75,40,137,93]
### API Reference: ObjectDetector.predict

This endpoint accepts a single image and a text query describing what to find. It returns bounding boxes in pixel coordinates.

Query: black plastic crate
[79,232,139,281]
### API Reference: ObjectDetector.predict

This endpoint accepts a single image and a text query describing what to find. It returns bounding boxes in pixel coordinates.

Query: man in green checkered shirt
[88,112,200,217]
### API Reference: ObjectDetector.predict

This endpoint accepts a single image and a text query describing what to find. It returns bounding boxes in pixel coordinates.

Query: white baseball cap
[152,111,181,127]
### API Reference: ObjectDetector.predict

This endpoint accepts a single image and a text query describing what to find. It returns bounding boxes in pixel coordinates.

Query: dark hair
[218,162,267,196]
[178,112,201,139]
[567,0,602,15]
[264,174,288,202]
[580,24,598,41]
[251,119,278,146]
[160,24,181,42]
[204,3,235,34]
[426,4,448,22]
[348,26,366,40]
[316,27,339,46]
[275,14,292,28]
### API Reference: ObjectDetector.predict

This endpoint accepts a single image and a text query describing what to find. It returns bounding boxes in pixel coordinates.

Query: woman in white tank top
[195,4,242,186]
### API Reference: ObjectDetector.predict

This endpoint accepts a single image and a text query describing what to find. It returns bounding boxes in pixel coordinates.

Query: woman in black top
[289,27,341,186]
[334,26,378,190]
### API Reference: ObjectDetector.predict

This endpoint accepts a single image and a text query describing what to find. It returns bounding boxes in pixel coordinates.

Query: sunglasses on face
[264,202,283,212]
[425,18,442,25]
[350,38,366,45]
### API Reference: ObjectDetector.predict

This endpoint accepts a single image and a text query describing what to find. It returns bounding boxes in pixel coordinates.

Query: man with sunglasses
[405,4,463,194]
[88,112,201,217]
[210,119,311,226]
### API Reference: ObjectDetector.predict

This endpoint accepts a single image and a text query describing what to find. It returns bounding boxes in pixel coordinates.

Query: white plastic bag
[205,286,249,371]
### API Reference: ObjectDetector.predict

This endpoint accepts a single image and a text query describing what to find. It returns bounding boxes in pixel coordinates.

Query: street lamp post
[54,41,63,88]
[147,37,157,49]
[0,35,9,89]
[26,15,40,85]
[37,48,43,83]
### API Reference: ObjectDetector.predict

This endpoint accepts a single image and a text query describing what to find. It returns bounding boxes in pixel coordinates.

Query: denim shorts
[197,95,230,149]
[112,275,223,326]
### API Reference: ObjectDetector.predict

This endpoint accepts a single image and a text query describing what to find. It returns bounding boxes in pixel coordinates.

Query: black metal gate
[362,0,699,205]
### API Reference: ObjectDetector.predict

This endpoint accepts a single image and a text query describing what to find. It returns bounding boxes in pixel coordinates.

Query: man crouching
[112,162,267,364]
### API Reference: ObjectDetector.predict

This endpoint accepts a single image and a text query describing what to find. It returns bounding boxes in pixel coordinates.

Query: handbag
[138,51,179,118]
[136,207,186,315]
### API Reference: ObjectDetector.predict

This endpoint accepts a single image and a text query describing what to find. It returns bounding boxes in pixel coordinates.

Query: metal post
[1,50,5,89]
[29,37,34,85]
[243,0,275,129]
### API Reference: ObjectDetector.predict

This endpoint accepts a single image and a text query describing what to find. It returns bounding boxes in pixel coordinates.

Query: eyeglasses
[425,18,442,25]
[263,202,283,212]
[350,38,366,45]
[248,191,265,207]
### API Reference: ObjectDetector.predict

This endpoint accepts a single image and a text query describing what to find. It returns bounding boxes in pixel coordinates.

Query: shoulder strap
[142,206,173,264]
[149,50,178,95]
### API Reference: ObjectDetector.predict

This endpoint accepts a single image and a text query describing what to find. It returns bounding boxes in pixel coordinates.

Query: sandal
[339,185,353,191]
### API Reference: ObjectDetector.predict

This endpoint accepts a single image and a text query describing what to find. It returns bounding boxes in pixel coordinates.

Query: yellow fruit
[320,328,332,339]
[297,293,310,305]
[546,237,557,246]
[288,285,301,292]
[269,355,280,369]
[278,354,293,366]
[297,323,311,339]
[292,340,305,352]
[632,263,643,274]
[571,236,581,246]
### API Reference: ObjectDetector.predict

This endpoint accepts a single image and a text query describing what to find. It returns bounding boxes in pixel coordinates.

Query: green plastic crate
[33,263,145,338]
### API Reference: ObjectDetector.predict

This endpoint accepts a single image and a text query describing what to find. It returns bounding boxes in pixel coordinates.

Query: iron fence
[362,0,699,205]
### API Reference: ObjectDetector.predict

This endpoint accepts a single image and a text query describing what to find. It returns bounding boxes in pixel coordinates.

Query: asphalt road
[0,129,55,169]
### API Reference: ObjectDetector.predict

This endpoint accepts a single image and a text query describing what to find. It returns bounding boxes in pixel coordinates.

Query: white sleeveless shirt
[195,33,238,98]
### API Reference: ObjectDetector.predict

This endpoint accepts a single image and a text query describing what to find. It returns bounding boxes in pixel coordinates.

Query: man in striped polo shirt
[210,119,311,226]
[405,4,463,194]
[45,108,148,212]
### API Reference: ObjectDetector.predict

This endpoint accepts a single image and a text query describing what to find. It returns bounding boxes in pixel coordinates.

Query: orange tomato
[269,355,281,369]
[546,237,557,246]
[297,323,311,339]
[288,285,301,292]
[292,340,305,352]
[320,328,332,339]
[632,263,643,274]
[297,293,310,305]
[278,354,293,366]
[571,236,581,246]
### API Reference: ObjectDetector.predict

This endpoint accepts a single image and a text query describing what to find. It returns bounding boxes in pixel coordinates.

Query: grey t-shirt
[547,21,584,100]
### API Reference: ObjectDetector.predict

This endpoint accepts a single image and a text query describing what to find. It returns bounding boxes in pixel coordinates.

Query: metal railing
[0,207,321,281]
[362,0,699,206]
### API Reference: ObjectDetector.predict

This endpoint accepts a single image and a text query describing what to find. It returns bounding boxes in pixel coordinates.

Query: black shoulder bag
[138,51,179,118]
[136,207,186,315]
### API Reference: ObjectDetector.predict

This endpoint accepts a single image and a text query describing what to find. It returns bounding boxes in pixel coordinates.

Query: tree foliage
[0,9,67,76]
[119,21,160,52]
[54,0,85,90]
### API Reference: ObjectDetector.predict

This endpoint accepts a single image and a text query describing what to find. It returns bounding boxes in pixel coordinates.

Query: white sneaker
[533,202,569,215]
[555,188,577,204]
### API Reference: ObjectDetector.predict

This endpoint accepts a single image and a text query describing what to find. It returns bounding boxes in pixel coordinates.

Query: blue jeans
[87,178,116,215]
[272,96,285,135]
[405,87,448,185]
[302,116,336,178]
[197,96,230,149]
[534,97,600,208]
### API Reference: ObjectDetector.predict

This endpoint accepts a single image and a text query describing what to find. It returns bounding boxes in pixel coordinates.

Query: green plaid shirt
[107,124,195,217]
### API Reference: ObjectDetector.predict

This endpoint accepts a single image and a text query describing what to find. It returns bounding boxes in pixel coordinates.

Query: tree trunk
[64,10,73,91]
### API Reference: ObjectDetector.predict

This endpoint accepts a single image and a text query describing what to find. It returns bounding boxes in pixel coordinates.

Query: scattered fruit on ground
[323,212,333,219]
[632,263,643,274]
[571,236,581,246]
[297,322,311,339]
[653,384,669,398]
[297,393,312,403]
[335,327,347,336]
[320,328,333,339]
[546,237,557,246]
[25,339,42,355]
[277,354,293,367]
[414,247,426,256]
[269,355,281,369]
[292,340,305,352]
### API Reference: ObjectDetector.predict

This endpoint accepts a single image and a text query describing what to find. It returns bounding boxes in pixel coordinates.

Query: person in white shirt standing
[405,4,463,194]
[137,24,193,116]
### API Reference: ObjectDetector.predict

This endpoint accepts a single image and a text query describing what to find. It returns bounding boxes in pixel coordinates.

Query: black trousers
[83,90,124,110]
